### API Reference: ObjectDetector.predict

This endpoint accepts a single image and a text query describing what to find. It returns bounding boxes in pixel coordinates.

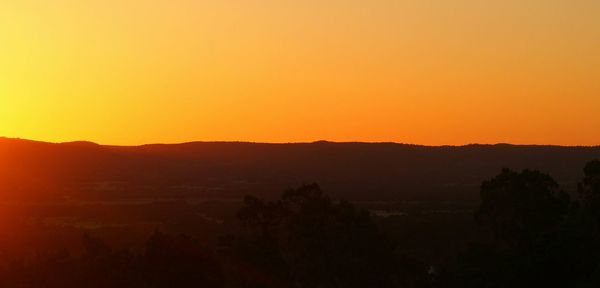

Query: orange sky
[1,0,599,146]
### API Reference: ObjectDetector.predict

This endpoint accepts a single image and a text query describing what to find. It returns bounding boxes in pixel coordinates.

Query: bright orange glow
[1,0,599,145]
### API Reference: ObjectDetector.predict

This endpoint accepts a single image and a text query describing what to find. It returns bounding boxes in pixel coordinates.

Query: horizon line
[2,136,599,149]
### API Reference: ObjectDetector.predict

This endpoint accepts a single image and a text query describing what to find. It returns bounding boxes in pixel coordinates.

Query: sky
[1,0,599,146]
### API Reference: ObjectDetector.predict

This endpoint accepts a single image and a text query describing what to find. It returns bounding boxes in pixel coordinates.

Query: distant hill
[0,137,599,202]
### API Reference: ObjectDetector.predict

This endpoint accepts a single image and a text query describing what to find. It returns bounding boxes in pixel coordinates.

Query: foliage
[223,183,429,288]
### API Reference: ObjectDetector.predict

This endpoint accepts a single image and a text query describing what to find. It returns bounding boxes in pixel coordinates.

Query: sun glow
[1,0,599,145]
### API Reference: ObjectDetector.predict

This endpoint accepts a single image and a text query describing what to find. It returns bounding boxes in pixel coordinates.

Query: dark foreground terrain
[0,138,599,287]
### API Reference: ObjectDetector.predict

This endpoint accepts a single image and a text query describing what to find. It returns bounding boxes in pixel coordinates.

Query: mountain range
[1,137,598,202]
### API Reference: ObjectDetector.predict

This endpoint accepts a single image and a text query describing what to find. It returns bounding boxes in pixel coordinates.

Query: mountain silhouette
[1,137,599,202]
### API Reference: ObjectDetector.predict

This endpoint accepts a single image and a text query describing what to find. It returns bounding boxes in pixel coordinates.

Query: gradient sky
[1,0,599,145]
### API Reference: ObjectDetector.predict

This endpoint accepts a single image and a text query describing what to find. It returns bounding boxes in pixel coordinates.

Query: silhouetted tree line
[446,160,600,288]
[2,160,600,287]
[219,183,430,288]
[0,232,223,288]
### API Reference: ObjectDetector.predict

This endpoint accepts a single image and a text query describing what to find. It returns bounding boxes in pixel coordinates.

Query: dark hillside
[1,138,598,201]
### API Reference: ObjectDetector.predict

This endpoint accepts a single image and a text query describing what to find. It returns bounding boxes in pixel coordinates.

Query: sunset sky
[1,0,599,145]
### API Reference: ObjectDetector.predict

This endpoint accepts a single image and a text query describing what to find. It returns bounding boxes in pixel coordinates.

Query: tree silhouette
[224,184,424,288]
[578,160,600,214]
[476,168,570,248]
